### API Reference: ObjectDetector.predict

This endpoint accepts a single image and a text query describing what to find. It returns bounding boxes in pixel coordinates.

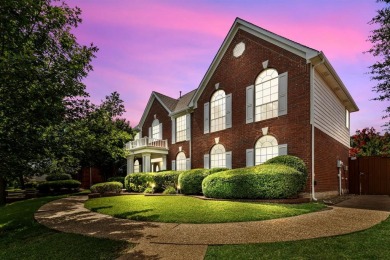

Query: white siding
[313,71,350,147]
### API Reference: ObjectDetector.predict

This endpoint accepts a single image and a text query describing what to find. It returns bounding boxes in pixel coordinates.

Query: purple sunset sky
[66,0,388,133]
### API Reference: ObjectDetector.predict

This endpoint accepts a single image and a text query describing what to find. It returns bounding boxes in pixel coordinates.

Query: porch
[125,137,169,174]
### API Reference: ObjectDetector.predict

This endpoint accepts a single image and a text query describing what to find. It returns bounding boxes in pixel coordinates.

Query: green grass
[205,216,390,259]
[0,196,131,260]
[85,195,325,223]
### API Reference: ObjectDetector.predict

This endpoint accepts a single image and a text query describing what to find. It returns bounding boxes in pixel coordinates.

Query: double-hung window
[176,115,187,142]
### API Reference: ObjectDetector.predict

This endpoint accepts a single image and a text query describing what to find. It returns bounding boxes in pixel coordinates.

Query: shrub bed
[125,173,151,192]
[202,164,306,199]
[37,180,81,193]
[46,173,72,181]
[178,168,227,195]
[107,177,125,185]
[90,181,123,194]
[125,171,181,192]
[149,171,182,192]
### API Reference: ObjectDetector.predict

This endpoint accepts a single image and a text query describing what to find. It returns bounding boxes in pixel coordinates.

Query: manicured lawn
[0,196,132,260]
[205,216,390,259]
[85,195,325,223]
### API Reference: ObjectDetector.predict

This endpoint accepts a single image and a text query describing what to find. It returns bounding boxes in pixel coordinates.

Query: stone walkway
[34,195,390,260]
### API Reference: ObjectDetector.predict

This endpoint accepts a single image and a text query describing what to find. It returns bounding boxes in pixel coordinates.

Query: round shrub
[163,186,177,194]
[125,173,152,192]
[149,171,182,193]
[37,180,81,193]
[107,177,125,185]
[202,164,305,199]
[264,155,308,189]
[264,155,308,175]
[90,181,123,194]
[46,173,72,181]
[178,168,228,195]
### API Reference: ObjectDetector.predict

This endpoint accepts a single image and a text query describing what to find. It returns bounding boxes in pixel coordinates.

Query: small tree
[368,0,390,129]
[350,127,390,157]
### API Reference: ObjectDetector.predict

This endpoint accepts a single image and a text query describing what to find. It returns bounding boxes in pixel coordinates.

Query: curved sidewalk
[35,195,390,260]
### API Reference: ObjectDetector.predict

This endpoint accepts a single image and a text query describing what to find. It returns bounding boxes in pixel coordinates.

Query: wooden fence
[349,156,390,195]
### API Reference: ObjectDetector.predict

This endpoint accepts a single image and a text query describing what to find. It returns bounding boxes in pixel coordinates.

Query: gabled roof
[137,17,358,130]
[136,89,196,129]
[188,17,358,112]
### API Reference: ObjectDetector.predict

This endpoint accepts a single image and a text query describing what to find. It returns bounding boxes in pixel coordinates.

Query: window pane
[255,69,279,122]
[210,90,226,132]
[176,115,187,142]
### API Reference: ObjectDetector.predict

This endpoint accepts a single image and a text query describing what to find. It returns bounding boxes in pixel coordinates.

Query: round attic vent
[233,42,245,57]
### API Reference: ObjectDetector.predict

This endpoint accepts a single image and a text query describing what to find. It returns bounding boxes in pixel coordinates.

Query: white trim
[136,92,173,129]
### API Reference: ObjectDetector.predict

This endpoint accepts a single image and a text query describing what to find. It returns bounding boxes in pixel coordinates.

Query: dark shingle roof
[154,89,196,114]
[154,92,178,112]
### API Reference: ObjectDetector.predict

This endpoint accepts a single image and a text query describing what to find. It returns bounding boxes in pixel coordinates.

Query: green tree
[0,0,97,204]
[368,0,390,129]
[350,127,390,157]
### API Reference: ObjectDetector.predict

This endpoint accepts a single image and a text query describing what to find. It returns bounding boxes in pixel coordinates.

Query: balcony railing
[126,137,168,150]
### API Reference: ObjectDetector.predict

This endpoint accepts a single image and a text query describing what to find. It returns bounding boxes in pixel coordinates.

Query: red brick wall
[191,29,312,185]
[314,127,349,192]
[142,99,190,167]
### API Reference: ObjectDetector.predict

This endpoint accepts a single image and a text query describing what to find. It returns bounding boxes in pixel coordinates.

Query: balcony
[126,137,168,151]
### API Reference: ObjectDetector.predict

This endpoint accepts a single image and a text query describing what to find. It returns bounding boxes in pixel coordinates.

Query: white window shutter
[226,151,232,169]
[186,114,191,141]
[226,93,232,128]
[204,102,210,134]
[278,144,288,156]
[278,72,288,116]
[148,127,152,139]
[159,123,163,140]
[172,160,176,171]
[246,85,254,123]
[204,154,210,169]
[246,148,254,167]
[186,158,191,170]
[171,119,176,144]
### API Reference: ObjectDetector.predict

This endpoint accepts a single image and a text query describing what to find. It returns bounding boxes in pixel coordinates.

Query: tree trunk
[0,176,7,205]
[19,175,25,190]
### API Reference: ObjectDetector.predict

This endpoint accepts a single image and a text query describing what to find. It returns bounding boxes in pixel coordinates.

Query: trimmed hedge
[107,177,125,185]
[202,164,306,199]
[90,182,123,194]
[46,173,72,181]
[37,180,81,193]
[124,171,182,192]
[264,155,307,191]
[149,171,182,193]
[125,173,151,192]
[163,186,177,194]
[178,168,228,195]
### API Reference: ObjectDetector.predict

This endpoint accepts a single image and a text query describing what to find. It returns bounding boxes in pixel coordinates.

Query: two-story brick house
[126,18,359,199]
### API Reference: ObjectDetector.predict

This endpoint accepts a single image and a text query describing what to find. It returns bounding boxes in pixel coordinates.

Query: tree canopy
[368,0,390,129]
[0,0,98,204]
[350,127,390,157]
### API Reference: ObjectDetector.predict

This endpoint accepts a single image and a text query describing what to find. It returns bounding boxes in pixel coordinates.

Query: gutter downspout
[310,53,325,201]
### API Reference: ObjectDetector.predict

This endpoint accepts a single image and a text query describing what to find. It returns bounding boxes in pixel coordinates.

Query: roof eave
[310,52,359,112]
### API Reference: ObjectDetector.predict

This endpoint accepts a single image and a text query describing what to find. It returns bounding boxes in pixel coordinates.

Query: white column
[142,153,151,173]
[162,155,167,171]
[127,155,134,175]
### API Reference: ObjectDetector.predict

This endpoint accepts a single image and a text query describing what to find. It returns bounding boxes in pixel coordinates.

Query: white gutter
[310,53,325,201]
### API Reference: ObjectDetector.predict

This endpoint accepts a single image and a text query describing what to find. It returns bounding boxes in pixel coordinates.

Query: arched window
[255,69,278,121]
[210,90,226,132]
[210,144,226,168]
[176,152,186,171]
[134,160,140,173]
[255,135,278,165]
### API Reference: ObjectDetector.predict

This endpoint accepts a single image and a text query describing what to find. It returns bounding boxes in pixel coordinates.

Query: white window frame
[255,135,278,165]
[255,69,279,121]
[346,109,350,129]
[176,152,187,171]
[176,115,187,142]
[210,144,226,168]
[210,90,226,133]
